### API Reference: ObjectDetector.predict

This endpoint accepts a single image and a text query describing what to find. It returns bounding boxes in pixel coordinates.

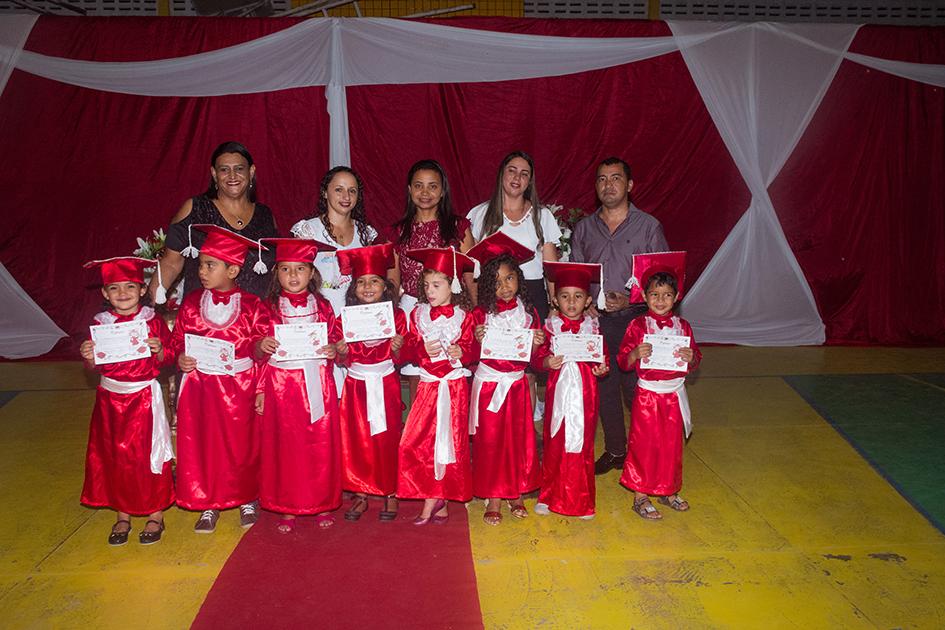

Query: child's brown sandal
[657,494,690,512]
[632,496,662,520]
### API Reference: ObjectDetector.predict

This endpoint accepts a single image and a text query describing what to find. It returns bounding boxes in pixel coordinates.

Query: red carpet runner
[191,499,484,629]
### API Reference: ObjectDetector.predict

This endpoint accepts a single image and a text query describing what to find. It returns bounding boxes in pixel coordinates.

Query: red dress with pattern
[469,299,542,499]
[389,217,471,299]
[170,288,270,510]
[617,311,701,495]
[337,305,407,496]
[533,314,606,517]
[81,307,175,515]
[396,304,474,501]
[258,292,343,514]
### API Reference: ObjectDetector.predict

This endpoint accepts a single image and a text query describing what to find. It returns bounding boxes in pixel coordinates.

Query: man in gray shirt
[571,157,669,475]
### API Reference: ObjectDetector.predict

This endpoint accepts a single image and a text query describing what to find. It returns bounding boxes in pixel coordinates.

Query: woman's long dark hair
[317,166,373,246]
[393,159,460,247]
[479,151,543,245]
[476,255,532,315]
[205,141,257,202]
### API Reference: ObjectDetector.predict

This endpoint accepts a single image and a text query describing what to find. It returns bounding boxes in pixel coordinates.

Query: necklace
[505,206,532,227]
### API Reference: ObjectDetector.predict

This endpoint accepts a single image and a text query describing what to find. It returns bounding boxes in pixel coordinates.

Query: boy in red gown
[170,225,270,533]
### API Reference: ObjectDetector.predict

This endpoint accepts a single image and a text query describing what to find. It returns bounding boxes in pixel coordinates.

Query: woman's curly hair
[476,254,532,315]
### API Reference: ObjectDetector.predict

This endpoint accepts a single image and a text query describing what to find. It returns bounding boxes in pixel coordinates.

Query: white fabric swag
[1,18,944,351]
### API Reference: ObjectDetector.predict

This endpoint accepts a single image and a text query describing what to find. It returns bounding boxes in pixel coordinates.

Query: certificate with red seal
[552,333,604,363]
[185,333,236,374]
[273,323,328,361]
[481,327,534,362]
[641,333,691,372]
[90,319,150,365]
[341,301,395,343]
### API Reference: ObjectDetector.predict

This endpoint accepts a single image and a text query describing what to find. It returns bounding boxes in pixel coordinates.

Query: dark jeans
[596,306,646,456]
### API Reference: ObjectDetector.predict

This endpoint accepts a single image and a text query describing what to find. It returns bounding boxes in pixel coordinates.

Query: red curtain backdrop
[0,17,942,352]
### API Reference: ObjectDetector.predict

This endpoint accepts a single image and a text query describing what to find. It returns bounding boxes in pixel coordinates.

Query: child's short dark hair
[344,276,399,307]
[478,255,532,314]
[645,272,678,295]
[417,268,473,311]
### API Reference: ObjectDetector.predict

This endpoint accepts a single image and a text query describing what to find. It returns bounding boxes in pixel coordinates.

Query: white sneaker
[534,502,550,515]
[579,513,595,521]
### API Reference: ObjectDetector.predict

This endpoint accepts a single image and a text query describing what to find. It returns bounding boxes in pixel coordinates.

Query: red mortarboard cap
[336,242,394,278]
[544,261,606,310]
[627,251,687,303]
[260,238,335,264]
[465,231,534,265]
[406,247,475,293]
[194,224,266,267]
[83,257,154,285]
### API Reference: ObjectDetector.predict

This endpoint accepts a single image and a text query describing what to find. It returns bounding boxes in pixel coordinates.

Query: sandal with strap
[276,517,296,534]
[138,519,165,545]
[108,519,132,546]
[344,495,369,522]
[632,496,663,520]
[378,495,398,522]
[315,513,335,529]
[657,494,690,512]
[507,500,528,519]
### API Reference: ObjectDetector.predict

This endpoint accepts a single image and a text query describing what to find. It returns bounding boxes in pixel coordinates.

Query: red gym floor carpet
[191,498,484,629]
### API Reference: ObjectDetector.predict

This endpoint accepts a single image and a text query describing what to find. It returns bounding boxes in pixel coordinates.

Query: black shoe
[108,519,132,546]
[594,451,626,476]
[138,519,165,545]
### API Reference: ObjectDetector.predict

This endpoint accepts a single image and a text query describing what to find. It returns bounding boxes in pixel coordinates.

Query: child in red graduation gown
[397,247,476,525]
[170,225,270,533]
[80,257,175,546]
[334,243,407,522]
[255,239,343,533]
[466,232,544,526]
[533,262,610,519]
[617,252,701,520]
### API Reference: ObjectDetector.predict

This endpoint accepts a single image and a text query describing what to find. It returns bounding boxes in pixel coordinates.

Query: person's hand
[178,354,197,372]
[544,355,564,370]
[254,392,265,415]
[424,339,444,359]
[675,347,694,363]
[335,339,348,356]
[446,343,463,360]
[587,304,600,318]
[390,334,404,353]
[532,329,546,346]
[592,361,610,377]
[474,324,486,343]
[79,340,95,363]
[257,336,278,356]
[630,343,652,362]
[604,291,630,312]
[146,337,163,355]
[321,344,337,360]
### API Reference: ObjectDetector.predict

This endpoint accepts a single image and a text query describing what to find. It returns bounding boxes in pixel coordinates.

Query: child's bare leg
[141,510,163,533]
[419,498,439,519]
[113,512,131,532]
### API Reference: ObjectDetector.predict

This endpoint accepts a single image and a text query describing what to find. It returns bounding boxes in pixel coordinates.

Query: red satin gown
[258,292,343,514]
[396,304,474,502]
[617,311,702,496]
[170,288,270,511]
[469,301,542,499]
[338,305,407,496]
[81,307,175,515]
[533,314,606,517]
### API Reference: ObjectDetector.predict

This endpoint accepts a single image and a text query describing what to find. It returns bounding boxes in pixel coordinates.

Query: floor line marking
[898,373,945,394]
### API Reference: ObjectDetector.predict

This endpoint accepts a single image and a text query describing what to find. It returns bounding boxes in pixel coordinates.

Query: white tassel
[597,264,607,311]
[450,249,461,293]
[154,261,167,305]
[180,224,199,258]
[472,258,481,280]
[253,241,268,274]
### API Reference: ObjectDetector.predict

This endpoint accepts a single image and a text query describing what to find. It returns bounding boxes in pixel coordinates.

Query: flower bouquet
[548,204,589,261]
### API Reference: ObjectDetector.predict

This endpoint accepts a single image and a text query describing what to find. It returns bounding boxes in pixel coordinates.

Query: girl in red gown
[533,262,610,519]
[617,254,701,521]
[80,257,175,546]
[397,247,476,525]
[465,232,545,526]
[255,239,343,533]
[334,243,407,522]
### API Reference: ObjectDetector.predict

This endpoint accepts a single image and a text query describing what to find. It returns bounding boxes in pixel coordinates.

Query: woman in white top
[467,151,561,321]
[290,166,379,314]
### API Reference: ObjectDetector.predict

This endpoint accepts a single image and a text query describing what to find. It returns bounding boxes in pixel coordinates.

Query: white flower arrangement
[133,228,167,260]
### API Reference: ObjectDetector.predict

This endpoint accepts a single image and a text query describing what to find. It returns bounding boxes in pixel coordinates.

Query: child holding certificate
[533,262,610,519]
[466,232,544,526]
[255,239,342,533]
[169,225,271,534]
[80,257,175,546]
[397,247,476,525]
[617,252,701,520]
[334,243,407,523]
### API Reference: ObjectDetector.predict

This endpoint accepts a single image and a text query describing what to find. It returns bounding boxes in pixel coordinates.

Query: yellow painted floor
[2,347,944,629]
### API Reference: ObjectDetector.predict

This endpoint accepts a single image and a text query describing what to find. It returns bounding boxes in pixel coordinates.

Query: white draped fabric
[0,262,67,359]
[2,18,944,351]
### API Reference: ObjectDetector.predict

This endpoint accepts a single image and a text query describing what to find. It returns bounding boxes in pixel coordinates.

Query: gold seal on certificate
[185,333,236,374]
[341,301,395,343]
[551,333,604,363]
[642,333,691,372]
[273,323,328,361]
[89,319,150,365]
[481,327,534,362]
